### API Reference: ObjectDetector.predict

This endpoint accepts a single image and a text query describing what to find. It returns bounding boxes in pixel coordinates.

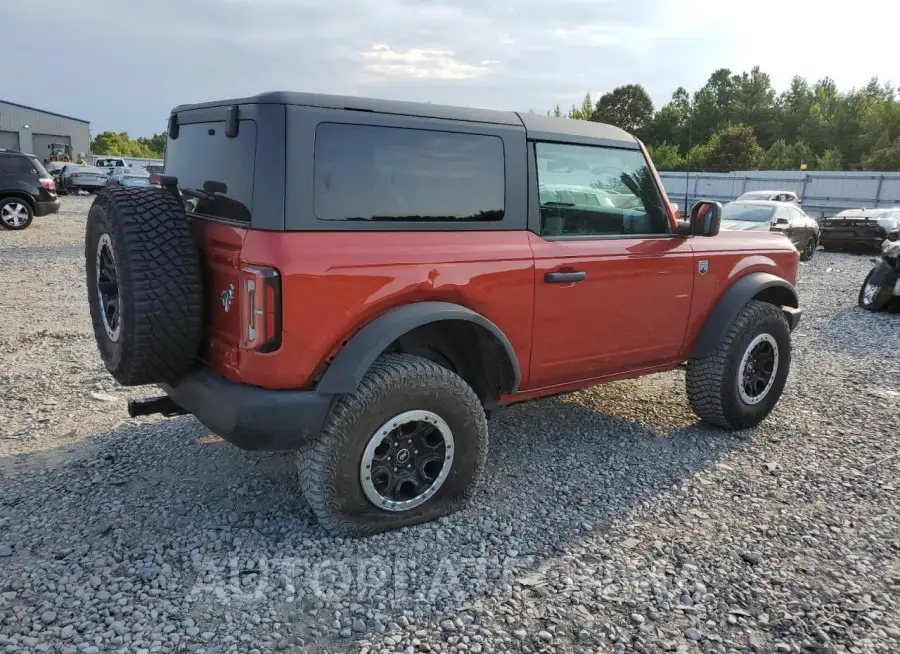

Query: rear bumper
[819,234,887,250]
[35,198,60,216]
[159,369,334,451]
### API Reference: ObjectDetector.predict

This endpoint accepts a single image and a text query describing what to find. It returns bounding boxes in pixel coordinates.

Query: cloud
[9,0,900,136]
[360,45,492,81]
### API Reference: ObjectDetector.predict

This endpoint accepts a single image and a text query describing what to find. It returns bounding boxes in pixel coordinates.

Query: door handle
[544,271,586,283]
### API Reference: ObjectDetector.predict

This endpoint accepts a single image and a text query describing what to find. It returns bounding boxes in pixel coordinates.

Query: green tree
[761,139,795,170]
[592,84,654,135]
[695,125,763,172]
[647,143,684,171]
[91,131,163,158]
[554,66,900,171]
[137,133,166,157]
[815,148,842,170]
[863,137,900,170]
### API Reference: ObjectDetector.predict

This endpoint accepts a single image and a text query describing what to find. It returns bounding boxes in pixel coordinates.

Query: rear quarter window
[164,120,257,223]
[313,123,505,222]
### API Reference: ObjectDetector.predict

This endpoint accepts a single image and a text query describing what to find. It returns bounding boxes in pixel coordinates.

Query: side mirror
[690,200,722,237]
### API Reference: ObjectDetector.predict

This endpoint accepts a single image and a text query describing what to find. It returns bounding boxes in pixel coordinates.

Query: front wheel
[297,354,488,537]
[800,236,816,261]
[686,300,791,430]
[858,268,893,311]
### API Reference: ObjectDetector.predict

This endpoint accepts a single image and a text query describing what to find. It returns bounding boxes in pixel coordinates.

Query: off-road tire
[297,354,488,537]
[858,268,893,311]
[85,187,203,386]
[0,197,34,230]
[800,236,816,262]
[686,300,791,430]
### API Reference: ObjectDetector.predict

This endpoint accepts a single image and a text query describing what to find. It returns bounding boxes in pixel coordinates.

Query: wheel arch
[0,192,37,212]
[690,272,799,359]
[315,302,521,402]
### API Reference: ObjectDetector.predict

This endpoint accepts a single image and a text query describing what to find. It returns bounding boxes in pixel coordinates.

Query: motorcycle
[858,239,900,312]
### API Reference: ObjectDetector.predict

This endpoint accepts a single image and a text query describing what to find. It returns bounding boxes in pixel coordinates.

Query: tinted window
[314,123,505,222]
[165,120,257,223]
[535,142,668,237]
[0,155,38,175]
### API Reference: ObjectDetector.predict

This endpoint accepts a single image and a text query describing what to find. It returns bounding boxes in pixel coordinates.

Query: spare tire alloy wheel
[0,199,33,230]
[85,187,203,386]
[360,410,454,512]
[95,234,122,342]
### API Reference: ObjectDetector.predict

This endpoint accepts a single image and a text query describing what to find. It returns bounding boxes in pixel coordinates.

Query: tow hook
[128,396,188,418]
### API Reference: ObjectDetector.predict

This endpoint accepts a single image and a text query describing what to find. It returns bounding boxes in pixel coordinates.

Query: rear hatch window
[164,119,257,223]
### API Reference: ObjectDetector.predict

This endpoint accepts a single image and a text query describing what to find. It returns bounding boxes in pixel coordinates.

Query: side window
[534,142,668,238]
[313,123,505,222]
[774,206,791,222]
[0,155,36,175]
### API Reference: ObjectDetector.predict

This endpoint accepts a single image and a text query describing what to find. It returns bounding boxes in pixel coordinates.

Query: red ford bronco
[85,92,801,536]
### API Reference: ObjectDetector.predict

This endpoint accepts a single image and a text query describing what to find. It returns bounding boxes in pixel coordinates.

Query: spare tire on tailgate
[85,186,203,386]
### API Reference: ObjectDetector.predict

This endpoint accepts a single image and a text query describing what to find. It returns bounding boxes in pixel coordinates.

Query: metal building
[0,99,91,162]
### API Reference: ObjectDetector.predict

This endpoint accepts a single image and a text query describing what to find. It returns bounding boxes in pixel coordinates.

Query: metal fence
[659,170,900,218]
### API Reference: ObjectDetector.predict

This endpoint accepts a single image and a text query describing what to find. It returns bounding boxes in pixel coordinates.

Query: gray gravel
[1,197,899,653]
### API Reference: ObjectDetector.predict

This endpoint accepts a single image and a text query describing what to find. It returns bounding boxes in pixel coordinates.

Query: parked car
[44,161,69,187]
[735,190,801,204]
[60,164,110,194]
[0,149,59,230]
[107,167,160,188]
[721,200,820,261]
[819,208,900,253]
[93,157,130,170]
[84,91,802,536]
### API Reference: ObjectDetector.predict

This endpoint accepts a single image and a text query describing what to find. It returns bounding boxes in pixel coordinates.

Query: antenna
[684,96,694,215]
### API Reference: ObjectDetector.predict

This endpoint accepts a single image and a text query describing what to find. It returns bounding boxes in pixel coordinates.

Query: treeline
[90,131,166,159]
[551,67,900,172]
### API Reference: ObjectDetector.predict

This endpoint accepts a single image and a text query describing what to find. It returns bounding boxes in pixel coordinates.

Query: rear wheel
[858,268,893,312]
[297,354,488,537]
[0,198,34,230]
[85,187,203,386]
[686,300,791,430]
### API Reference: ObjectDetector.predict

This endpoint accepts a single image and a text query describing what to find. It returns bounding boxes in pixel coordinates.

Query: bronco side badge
[698,260,709,276]
[221,284,234,312]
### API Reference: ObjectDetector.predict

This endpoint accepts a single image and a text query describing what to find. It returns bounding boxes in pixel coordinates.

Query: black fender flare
[690,272,799,359]
[315,301,521,395]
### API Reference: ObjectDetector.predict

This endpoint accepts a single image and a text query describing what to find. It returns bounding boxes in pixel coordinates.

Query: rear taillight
[149,173,160,186]
[240,265,281,352]
[39,177,55,191]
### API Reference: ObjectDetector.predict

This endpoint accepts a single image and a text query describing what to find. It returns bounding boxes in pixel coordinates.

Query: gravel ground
[1,197,899,654]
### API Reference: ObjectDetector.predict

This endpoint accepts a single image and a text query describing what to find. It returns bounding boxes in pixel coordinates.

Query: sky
[2,0,899,138]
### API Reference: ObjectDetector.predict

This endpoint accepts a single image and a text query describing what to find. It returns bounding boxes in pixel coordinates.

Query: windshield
[738,192,771,201]
[723,203,777,222]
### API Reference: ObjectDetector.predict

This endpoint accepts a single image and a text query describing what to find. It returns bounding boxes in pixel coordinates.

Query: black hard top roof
[171,91,639,149]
